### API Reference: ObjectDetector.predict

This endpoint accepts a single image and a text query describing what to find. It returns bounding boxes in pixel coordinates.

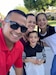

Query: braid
[38,27,44,46]
[38,27,39,36]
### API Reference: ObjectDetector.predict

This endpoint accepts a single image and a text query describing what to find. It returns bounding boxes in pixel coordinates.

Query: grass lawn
[48,20,56,26]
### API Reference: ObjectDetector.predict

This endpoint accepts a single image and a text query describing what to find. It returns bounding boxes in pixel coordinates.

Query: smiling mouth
[11,32,22,39]
[32,41,36,43]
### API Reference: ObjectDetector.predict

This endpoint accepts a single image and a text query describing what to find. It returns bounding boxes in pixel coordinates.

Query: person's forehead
[27,16,36,22]
[8,12,26,26]
[9,12,26,20]
[38,14,46,18]
[27,15,35,19]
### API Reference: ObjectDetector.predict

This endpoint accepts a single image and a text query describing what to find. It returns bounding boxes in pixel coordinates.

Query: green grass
[48,20,56,26]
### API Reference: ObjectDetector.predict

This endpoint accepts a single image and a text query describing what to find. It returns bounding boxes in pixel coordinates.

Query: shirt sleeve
[14,41,24,68]
[22,51,26,60]
[42,48,46,63]
[14,54,23,68]
[54,26,56,32]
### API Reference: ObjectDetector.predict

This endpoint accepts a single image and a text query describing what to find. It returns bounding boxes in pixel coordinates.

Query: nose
[31,22,34,25]
[41,20,44,23]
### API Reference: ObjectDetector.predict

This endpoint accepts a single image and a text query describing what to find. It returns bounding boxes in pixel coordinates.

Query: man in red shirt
[0,9,27,75]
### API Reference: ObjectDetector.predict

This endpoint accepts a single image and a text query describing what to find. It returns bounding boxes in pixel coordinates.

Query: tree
[0,18,3,27]
[15,6,29,13]
[0,13,4,27]
[24,0,56,12]
[50,0,56,6]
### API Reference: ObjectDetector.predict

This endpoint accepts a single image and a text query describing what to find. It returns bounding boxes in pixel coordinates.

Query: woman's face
[26,15,36,32]
[37,14,48,30]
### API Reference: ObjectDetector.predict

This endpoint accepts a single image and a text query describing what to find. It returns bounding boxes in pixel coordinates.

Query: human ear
[1,20,6,28]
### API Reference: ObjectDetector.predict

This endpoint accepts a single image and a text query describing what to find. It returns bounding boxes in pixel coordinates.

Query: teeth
[12,33,18,38]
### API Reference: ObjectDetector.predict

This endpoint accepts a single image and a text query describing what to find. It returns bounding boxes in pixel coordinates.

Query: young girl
[36,13,56,75]
[22,31,46,75]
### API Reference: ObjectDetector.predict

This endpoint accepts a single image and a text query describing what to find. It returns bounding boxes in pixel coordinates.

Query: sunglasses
[8,21,28,33]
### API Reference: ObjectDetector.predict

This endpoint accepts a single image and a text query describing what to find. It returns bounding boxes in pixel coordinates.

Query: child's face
[2,13,26,43]
[37,14,48,30]
[26,16,36,32]
[28,32,39,46]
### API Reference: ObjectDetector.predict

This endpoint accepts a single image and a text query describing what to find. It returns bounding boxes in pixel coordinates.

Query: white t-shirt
[39,26,56,54]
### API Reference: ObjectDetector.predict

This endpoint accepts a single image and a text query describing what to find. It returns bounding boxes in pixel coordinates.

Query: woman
[36,12,56,75]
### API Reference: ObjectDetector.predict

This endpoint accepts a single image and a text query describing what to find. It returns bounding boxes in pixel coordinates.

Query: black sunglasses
[9,21,28,33]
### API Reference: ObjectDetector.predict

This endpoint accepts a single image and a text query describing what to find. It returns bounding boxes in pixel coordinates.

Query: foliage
[0,18,2,27]
[50,0,56,6]
[24,0,56,12]
[15,6,29,13]
[0,23,2,27]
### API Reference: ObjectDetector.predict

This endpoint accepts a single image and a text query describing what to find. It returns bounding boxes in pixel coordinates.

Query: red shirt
[0,28,24,75]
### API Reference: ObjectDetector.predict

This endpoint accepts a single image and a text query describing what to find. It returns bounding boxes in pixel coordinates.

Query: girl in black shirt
[23,31,46,75]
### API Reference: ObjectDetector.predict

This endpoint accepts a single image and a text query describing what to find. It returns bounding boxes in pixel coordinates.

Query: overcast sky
[0,0,24,16]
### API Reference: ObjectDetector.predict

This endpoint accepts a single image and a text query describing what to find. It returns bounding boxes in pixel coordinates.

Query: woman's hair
[26,13,35,18]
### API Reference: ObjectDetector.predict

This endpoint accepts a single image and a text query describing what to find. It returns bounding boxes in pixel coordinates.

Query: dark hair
[36,12,47,22]
[27,31,38,37]
[26,13,35,18]
[6,9,26,18]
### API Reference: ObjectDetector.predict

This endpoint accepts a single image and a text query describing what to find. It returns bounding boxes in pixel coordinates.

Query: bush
[47,15,54,20]
[0,23,2,27]
[51,16,54,20]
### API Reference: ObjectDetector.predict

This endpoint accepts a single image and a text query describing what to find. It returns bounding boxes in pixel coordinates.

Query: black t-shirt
[24,44,44,57]
[38,25,55,39]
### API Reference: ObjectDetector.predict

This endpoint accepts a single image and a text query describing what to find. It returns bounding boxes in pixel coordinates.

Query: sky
[0,0,24,16]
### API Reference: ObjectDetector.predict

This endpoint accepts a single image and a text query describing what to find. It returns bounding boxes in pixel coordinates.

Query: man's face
[2,12,26,43]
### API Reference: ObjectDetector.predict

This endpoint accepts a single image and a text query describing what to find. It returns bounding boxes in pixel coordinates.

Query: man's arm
[15,67,23,75]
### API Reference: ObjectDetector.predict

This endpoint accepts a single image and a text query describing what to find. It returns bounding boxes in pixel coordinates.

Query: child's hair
[27,31,38,37]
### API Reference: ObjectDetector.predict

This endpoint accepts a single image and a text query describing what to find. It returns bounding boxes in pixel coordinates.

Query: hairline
[5,9,26,21]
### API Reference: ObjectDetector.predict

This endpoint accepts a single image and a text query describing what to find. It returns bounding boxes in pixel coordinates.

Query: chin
[10,39,19,43]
